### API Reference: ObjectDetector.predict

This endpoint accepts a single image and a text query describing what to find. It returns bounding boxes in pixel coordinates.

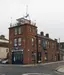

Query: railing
[10,19,36,27]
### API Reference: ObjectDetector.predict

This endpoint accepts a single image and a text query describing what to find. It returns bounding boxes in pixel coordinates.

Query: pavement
[42,60,64,73]
[42,61,64,73]
[56,65,64,73]
[1,60,64,67]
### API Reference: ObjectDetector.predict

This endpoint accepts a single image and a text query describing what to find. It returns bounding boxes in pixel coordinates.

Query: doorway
[12,51,23,64]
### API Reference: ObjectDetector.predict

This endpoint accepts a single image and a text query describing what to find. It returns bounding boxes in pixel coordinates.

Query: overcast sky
[0,0,64,42]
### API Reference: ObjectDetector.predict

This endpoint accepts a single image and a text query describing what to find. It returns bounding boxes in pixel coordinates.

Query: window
[46,41,47,46]
[42,39,47,49]
[32,38,34,46]
[18,38,21,46]
[18,27,21,34]
[48,41,50,48]
[15,27,24,35]
[14,39,17,46]
[15,28,17,35]
[39,39,41,44]
[52,42,55,49]
[39,39,41,47]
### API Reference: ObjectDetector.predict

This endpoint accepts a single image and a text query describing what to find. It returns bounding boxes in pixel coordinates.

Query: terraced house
[36,32,60,63]
[9,16,60,64]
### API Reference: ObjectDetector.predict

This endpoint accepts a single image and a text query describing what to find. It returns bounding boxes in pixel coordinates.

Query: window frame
[32,38,34,46]
[18,27,21,34]
[14,28,17,35]
[14,38,17,47]
[18,38,22,46]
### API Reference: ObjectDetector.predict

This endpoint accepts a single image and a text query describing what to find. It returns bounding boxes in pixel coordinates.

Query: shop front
[12,50,23,64]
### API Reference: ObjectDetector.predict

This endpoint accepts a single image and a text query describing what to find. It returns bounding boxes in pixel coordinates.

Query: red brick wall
[9,24,37,64]
[37,37,58,63]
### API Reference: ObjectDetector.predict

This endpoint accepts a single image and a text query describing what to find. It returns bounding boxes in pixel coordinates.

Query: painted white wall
[0,39,9,43]
[0,47,9,59]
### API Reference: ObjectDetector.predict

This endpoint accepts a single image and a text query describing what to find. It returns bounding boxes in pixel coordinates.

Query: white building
[0,35,9,60]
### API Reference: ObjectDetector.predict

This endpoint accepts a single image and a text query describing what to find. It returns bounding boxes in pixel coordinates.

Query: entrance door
[12,51,23,64]
[44,52,48,63]
[12,52,14,64]
[37,52,41,63]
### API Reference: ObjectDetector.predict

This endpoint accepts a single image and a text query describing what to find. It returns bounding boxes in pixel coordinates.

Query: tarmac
[1,60,64,73]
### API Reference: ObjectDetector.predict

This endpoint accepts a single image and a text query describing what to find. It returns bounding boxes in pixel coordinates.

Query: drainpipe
[35,35,38,63]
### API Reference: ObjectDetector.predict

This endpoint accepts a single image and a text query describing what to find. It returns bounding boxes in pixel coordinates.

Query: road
[0,61,64,75]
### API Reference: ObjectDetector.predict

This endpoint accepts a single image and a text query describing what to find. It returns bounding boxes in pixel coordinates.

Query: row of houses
[0,16,64,64]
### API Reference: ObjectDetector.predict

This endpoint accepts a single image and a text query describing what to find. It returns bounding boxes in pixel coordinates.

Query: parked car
[2,59,8,64]
[38,60,41,63]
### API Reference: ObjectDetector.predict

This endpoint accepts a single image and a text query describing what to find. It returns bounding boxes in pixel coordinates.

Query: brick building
[59,42,64,60]
[9,17,60,64]
[36,32,60,63]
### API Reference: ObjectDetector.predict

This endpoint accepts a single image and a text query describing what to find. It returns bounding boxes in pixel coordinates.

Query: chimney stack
[45,33,49,38]
[40,31,44,36]
[54,39,57,42]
